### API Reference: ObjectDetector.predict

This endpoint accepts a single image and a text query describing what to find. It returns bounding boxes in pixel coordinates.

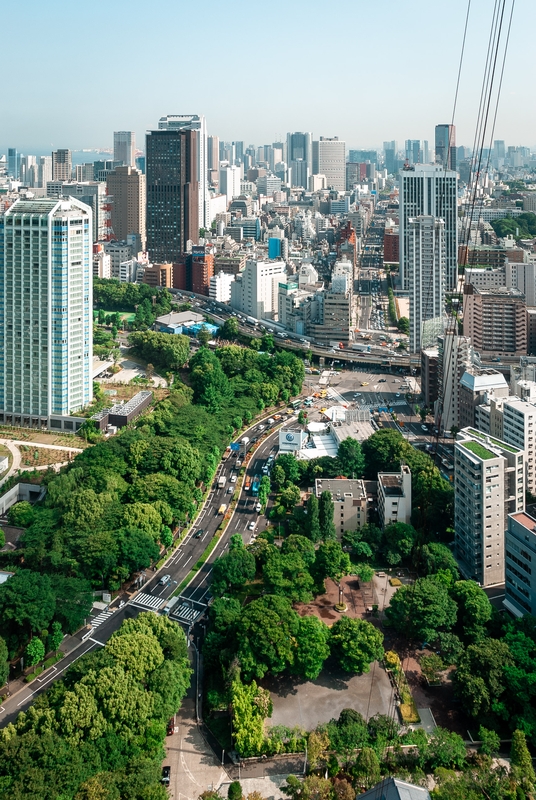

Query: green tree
[279,484,300,510]
[237,596,299,680]
[160,526,173,548]
[328,708,368,765]
[510,729,536,791]
[305,493,321,542]
[211,540,256,596]
[49,621,63,653]
[314,540,351,586]
[385,576,457,643]
[397,316,409,334]
[362,428,406,478]
[263,551,315,603]
[353,746,381,789]
[420,543,459,580]
[231,679,272,757]
[427,727,467,770]
[381,521,418,565]
[281,534,316,567]
[330,617,384,673]
[25,637,45,666]
[293,615,330,680]
[106,630,165,683]
[0,571,56,650]
[7,501,35,527]
[198,326,211,347]
[450,580,492,642]
[336,437,365,478]
[276,454,302,485]
[220,317,239,340]
[478,725,500,756]
[307,728,330,770]
[318,491,336,540]
[453,638,514,717]
[228,781,243,800]
[0,636,8,687]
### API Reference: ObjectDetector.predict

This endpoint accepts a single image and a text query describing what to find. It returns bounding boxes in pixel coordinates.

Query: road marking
[181,749,201,787]
[89,638,106,646]
[37,666,57,682]
[183,556,192,566]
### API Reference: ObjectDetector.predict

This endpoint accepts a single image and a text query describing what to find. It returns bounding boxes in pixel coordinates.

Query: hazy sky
[1,0,531,154]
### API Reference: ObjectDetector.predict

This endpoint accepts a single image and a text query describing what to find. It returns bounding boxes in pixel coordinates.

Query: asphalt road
[0,414,294,729]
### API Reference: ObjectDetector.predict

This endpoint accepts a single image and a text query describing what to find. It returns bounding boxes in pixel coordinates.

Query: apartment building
[504,509,536,616]
[463,285,527,358]
[434,333,473,434]
[454,428,524,587]
[230,258,286,319]
[502,399,536,495]
[107,166,146,250]
[142,263,172,289]
[377,466,412,527]
[315,478,368,539]
[458,369,509,430]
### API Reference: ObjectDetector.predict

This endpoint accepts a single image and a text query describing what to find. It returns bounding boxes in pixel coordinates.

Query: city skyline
[1,0,533,151]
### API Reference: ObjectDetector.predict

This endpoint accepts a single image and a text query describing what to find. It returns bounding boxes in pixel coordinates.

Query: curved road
[0,414,294,728]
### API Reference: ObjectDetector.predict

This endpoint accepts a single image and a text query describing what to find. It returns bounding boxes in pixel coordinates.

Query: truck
[218,503,227,515]
[218,476,226,489]
[351,343,372,353]
[246,316,257,326]
[244,476,251,491]
[161,596,180,617]
[251,475,261,496]
[329,341,344,350]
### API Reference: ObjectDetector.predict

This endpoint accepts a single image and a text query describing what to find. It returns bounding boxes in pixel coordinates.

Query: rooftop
[360,777,431,800]
[461,440,496,460]
[510,510,536,533]
[156,311,204,326]
[460,370,508,393]
[378,473,405,496]
[315,478,366,499]
[465,427,520,454]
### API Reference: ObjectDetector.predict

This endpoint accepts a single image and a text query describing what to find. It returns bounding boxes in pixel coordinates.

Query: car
[227,486,233,494]
[255,503,262,512]
[167,719,175,736]
[258,425,266,432]
[379,378,386,383]
[161,766,171,785]
[235,460,242,467]
[421,424,428,432]
[159,574,171,586]
[194,529,203,539]
[230,475,237,483]
[248,521,256,531]
[354,392,361,397]
[395,393,400,398]
[361,382,369,386]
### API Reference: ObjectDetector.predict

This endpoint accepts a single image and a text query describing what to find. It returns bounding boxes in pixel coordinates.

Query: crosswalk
[91,610,113,628]
[171,603,202,623]
[359,399,407,412]
[130,592,165,611]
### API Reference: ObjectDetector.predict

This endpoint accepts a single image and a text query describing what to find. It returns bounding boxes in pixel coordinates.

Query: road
[0,414,294,729]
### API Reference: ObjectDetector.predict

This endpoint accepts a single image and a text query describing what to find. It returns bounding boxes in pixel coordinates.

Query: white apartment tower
[113,131,136,167]
[312,137,346,191]
[399,164,458,291]
[230,259,286,319]
[158,114,208,228]
[407,215,445,353]
[0,198,93,425]
[502,398,536,495]
[454,427,524,587]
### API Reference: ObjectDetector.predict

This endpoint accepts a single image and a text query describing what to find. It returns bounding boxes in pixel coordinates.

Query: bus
[251,475,261,496]
[290,399,302,410]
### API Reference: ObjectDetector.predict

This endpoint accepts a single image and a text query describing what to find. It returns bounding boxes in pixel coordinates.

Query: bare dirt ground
[17,444,75,468]
[295,576,377,625]
[0,428,91,448]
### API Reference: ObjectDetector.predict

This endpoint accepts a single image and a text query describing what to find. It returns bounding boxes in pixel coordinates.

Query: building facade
[51,149,72,181]
[377,466,412,527]
[505,510,536,617]
[107,166,146,250]
[113,131,135,167]
[0,198,93,425]
[145,128,199,263]
[435,123,456,170]
[158,114,208,228]
[230,258,286,319]
[463,285,527,357]
[399,164,458,291]
[312,137,345,191]
[454,427,524,587]
[315,478,368,539]
[435,333,473,434]
[407,215,445,353]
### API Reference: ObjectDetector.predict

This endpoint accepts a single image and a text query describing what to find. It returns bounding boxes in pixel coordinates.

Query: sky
[1,0,532,155]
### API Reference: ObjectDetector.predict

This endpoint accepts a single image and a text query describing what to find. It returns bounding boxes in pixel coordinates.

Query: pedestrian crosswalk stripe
[171,603,201,623]
[130,592,165,610]
[91,611,113,628]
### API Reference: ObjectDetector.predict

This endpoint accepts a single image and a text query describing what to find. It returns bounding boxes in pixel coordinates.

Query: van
[159,574,171,586]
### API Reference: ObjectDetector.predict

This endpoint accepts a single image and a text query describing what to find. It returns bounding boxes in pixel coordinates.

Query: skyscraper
[7,148,18,179]
[145,128,199,263]
[52,149,72,181]
[405,140,422,165]
[207,135,220,172]
[399,163,458,291]
[407,215,445,353]
[107,166,146,250]
[0,198,93,425]
[287,132,312,188]
[383,141,397,175]
[435,124,456,171]
[113,131,135,167]
[158,115,208,228]
[312,137,345,191]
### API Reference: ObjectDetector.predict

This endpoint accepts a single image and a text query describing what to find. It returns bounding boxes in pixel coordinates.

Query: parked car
[248,521,256,531]
[161,766,171,785]
[194,529,203,539]
[167,719,175,736]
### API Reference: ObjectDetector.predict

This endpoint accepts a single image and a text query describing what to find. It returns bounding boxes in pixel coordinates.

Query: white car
[255,503,262,513]
[230,475,237,483]
[248,521,256,531]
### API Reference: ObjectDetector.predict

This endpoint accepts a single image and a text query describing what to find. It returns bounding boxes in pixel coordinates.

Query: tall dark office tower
[405,140,421,164]
[233,141,244,163]
[7,148,18,179]
[207,135,219,171]
[435,124,456,171]
[145,129,199,263]
[383,141,397,174]
[349,149,378,165]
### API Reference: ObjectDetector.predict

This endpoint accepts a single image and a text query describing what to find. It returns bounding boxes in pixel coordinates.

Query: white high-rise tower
[399,163,458,291]
[0,198,93,425]
[113,131,136,167]
[158,114,208,229]
[407,215,445,353]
